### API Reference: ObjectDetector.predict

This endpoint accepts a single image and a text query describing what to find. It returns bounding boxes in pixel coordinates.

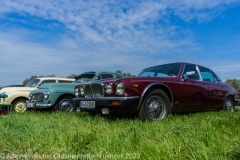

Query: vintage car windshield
[73,74,95,83]
[138,63,181,77]
[25,79,40,87]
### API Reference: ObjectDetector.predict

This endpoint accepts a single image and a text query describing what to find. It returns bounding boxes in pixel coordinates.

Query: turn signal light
[111,101,120,106]
[133,84,138,87]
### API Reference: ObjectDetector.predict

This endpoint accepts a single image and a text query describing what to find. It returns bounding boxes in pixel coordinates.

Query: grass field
[0,110,240,159]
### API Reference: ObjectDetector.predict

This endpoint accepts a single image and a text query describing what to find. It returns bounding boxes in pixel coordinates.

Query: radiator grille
[84,84,104,97]
[31,93,44,102]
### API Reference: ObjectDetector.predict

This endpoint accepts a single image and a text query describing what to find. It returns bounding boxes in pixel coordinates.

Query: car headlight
[75,87,79,97]
[28,93,32,100]
[105,83,113,95]
[116,82,125,95]
[43,92,49,99]
[80,87,84,96]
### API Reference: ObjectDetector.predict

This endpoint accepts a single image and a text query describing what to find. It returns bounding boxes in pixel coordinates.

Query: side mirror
[183,71,196,81]
[186,71,196,77]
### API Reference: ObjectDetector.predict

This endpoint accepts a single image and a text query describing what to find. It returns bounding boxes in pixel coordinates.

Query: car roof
[35,77,74,80]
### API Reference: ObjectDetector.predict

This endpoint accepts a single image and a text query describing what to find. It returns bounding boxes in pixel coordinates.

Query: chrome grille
[84,84,104,98]
[31,93,44,102]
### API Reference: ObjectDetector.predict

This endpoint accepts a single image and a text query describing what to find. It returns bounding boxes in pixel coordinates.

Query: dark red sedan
[72,62,238,120]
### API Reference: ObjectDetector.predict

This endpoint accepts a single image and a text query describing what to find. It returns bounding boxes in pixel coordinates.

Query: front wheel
[139,89,171,121]
[54,96,75,112]
[12,99,27,113]
[223,97,235,113]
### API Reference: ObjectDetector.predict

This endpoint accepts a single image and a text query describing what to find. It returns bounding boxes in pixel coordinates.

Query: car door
[198,66,226,109]
[178,64,209,111]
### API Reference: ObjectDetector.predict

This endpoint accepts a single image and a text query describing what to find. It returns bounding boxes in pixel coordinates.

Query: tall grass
[0,110,240,159]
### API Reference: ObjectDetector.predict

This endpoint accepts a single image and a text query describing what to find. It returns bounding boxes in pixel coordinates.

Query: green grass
[0,110,240,159]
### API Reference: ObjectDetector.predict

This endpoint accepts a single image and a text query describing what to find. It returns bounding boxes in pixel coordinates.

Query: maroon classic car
[72,62,238,120]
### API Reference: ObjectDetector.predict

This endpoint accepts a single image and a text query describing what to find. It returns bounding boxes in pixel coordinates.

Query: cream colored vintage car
[0,77,74,113]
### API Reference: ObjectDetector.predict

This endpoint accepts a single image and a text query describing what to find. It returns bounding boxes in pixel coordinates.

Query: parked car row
[0,71,124,113]
[1,62,239,120]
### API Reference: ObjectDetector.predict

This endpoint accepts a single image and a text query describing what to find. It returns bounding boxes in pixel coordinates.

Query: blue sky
[0,0,240,86]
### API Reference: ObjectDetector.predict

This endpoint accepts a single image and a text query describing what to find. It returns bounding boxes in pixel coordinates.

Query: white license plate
[80,101,95,109]
[27,102,35,108]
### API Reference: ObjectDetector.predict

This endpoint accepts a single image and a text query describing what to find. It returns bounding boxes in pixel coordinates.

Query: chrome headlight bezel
[43,92,49,99]
[116,82,125,95]
[75,87,79,97]
[28,93,32,101]
[80,87,84,96]
[105,83,113,95]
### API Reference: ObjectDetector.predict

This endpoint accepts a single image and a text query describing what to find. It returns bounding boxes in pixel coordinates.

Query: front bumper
[72,96,140,114]
[26,100,52,109]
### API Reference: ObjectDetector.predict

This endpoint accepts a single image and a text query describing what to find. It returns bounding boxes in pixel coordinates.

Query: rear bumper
[235,98,240,105]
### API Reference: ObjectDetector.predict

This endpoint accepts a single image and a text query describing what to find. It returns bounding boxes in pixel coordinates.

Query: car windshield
[138,63,181,77]
[26,79,40,87]
[73,74,95,83]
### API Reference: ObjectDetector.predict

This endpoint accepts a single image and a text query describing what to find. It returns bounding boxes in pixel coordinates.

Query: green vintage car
[26,71,124,112]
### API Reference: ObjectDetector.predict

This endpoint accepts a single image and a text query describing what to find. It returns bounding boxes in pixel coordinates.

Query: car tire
[223,97,235,113]
[54,96,75,112]
[12,99,27,113]
[139,89,171,121]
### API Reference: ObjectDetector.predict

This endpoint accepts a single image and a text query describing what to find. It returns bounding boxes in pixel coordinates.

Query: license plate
[27,102,35,108]
[80,101,95,109]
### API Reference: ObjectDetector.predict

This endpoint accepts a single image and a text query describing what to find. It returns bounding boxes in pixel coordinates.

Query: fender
[137,82,173,111]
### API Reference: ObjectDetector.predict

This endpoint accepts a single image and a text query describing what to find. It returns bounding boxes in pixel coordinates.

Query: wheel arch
[11,97,28,105]
[138,82,173,111]
[224,93,236,106]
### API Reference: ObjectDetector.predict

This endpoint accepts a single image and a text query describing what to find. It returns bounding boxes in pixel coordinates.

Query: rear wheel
[223,97,235,113]
[139,89,171,121]
[54,96,74,112]
[12,99,27,113]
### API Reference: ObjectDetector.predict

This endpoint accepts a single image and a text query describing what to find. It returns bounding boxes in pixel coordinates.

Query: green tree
[67,74,76,79]
[115,70,122,75]
[225,79,240,91]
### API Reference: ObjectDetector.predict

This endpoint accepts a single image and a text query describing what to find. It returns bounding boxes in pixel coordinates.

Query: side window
[100,74,114,80]
[38,80,56,87]
[182,64,200,80]
[211,71,221,83]
[43,80,56,83]
[58,80,72,83]
[198,66,217,83]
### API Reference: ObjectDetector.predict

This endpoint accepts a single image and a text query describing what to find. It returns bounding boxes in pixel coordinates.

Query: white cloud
[0,0,240,86]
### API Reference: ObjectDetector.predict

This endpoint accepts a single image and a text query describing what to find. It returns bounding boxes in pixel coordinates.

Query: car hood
[0,86,34,95]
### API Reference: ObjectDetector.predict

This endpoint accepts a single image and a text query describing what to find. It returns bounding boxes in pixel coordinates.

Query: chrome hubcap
[15,102,26,112]
[59,100,72,112]
[226,99,234,113]
[146,95,166,120]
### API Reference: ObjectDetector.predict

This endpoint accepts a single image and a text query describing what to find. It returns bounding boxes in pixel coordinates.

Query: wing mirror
[183,71,196,81]
[186,71,196,77]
